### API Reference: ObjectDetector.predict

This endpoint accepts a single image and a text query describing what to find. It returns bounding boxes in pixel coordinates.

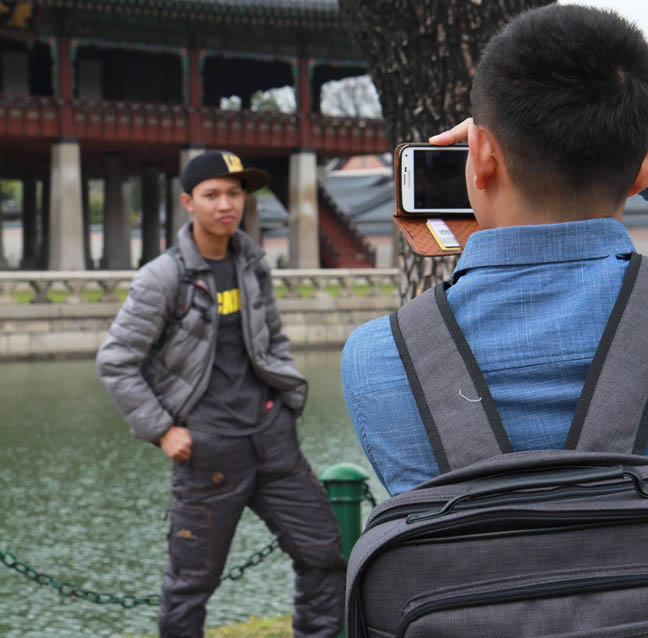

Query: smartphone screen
[400,145,472,214]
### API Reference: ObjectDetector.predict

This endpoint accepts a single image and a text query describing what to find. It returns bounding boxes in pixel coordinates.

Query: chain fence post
[320,462,372,563]
[320,463,373,638]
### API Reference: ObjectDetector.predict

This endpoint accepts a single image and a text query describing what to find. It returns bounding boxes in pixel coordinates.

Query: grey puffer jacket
[96,223,307,443]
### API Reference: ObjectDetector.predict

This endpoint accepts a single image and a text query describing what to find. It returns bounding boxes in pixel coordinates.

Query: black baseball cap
[180,150,269,195]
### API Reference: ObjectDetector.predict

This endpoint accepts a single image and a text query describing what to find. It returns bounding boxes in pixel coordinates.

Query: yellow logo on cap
[222,152,243,173]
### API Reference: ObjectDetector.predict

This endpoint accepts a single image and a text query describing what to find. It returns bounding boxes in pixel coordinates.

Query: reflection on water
[0,350,387,638]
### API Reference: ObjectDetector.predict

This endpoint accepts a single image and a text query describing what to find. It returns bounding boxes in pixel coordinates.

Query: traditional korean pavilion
[0,0,387,270]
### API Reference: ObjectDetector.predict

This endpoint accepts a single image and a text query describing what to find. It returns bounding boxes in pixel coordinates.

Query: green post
[320,462,371,564]
[320,463,372,638]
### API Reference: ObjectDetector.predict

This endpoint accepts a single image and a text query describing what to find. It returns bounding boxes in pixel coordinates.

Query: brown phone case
[393,142,479,257]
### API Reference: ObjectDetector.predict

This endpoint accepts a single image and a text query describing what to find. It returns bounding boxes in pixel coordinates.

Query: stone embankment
[0,268,399,360]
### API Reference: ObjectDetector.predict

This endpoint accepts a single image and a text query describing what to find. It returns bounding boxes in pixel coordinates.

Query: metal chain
[363,483,377,508]
[221,537,280,581]
[0,549,160,608]
[0,535,280,606]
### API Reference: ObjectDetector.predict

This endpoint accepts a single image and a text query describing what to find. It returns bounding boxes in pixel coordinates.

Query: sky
[563,0,648,35]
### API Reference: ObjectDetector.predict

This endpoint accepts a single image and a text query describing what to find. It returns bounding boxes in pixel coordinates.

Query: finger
[429,117,472,145]
[174,449,189,462]
[437,117,472,143]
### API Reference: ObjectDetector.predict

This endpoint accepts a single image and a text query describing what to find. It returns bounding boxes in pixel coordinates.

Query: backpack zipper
[395,573,648,638]
[401,509,648,546]
[366,483,632,530]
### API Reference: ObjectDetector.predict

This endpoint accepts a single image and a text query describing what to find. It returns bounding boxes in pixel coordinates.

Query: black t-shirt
[185,253,280,435]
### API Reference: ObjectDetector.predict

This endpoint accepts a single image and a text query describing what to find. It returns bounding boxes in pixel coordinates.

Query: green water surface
[0,350,386,638]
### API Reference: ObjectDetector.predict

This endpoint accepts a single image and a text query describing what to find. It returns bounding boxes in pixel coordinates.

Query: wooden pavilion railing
[0,95,389,156]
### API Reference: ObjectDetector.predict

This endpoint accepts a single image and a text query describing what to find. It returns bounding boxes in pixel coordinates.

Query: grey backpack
[346,253,648,638]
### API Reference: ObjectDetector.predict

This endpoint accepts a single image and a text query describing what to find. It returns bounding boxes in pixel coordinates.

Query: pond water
[0,349,387,638]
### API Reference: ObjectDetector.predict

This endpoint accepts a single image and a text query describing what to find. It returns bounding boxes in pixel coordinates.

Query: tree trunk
[339,0,555,146]
[339,0,555,301]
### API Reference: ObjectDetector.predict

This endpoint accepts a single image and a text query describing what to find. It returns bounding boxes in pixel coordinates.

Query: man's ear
[628,153,648,196]
[468,123,498,190]
[180,192,193,213]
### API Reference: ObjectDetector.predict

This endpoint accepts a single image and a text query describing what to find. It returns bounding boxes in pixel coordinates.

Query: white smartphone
[399,144,472,214]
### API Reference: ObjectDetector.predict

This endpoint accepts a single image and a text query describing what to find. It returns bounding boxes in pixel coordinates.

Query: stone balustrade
[0,268,399,303]
[0,268,400,360]
[0,270,136,305]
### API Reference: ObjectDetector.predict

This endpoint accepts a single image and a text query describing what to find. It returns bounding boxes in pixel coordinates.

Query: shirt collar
[452,218,635,283]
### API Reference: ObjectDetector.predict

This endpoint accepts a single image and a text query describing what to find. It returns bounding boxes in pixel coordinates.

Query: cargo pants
[158,407,346,638]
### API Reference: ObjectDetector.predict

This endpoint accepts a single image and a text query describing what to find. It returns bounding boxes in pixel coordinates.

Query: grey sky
[563,0,648,35]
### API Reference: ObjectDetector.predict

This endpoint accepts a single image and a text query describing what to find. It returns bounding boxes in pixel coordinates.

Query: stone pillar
[20,176,38,268]
[242,193,260,242]
[165,174,174,248]
[288,151,319,268]
[170,147,204,244]
[101,154,130,269]
[122,179,134,267]
[170,178,186,246]
[317,162,328,188]
[140,164,161,265]
[0,191,6,269]
[0,153,7,268]
[49,141,85,270]
[0,200,6,269]
[39,163,50,269]
[81,173,93,268]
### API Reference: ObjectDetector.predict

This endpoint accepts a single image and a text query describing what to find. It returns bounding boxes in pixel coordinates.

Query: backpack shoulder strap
[566,253,648,454]
[391,282,513,475]
[166,244,198,321]
[151,246,200,352]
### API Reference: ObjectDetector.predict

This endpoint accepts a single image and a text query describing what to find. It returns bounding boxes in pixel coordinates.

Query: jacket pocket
[169,503,211,574]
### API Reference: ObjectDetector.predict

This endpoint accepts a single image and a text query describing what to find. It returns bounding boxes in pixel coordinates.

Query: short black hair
[472,4,648,209]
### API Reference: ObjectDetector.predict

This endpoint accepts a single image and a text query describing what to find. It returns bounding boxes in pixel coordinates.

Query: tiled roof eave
[36,0,342,28]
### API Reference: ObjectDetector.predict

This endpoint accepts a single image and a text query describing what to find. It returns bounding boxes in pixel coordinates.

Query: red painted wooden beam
[0,97,388,156]
[57,37,75,138]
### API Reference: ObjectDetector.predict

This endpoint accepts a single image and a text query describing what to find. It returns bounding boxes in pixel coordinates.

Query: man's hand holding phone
[397,117,474,215]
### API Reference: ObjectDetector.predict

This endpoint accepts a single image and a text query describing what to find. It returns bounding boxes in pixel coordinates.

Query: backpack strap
[391,283,513,474]
[566,253,648,454]
[153,245,201,351]
[166,244,199,321]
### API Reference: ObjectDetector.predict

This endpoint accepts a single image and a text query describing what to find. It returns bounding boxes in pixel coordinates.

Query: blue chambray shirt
[341,218,635,495]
